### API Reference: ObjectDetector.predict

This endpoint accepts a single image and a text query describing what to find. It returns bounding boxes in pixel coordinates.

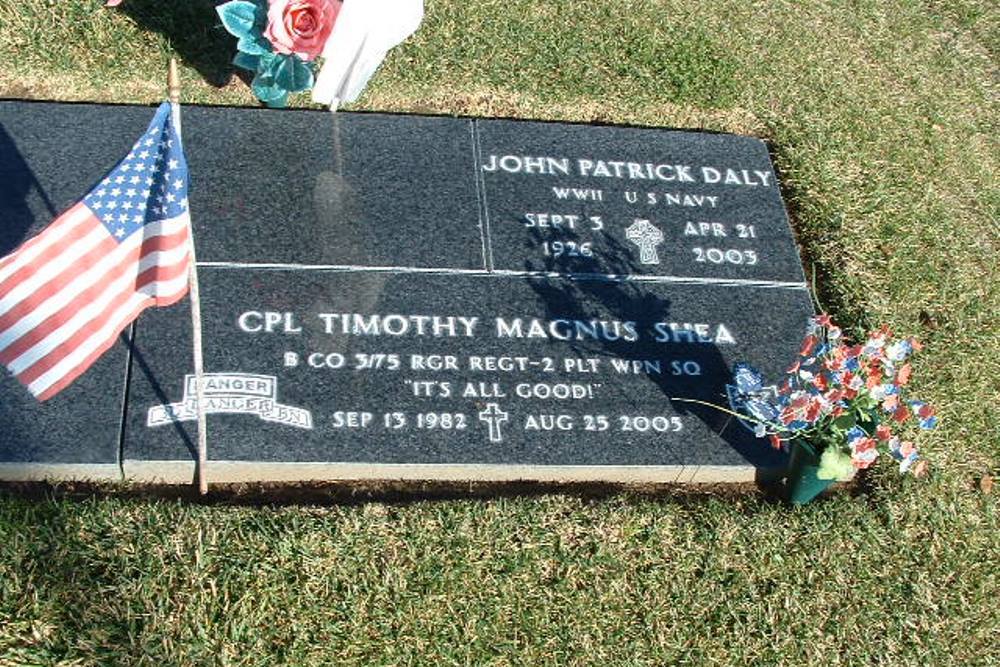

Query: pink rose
[264,0,340,62]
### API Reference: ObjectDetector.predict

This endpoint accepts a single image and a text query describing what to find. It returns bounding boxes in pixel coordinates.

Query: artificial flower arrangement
[217,0,342,107]
[725,314,936,501]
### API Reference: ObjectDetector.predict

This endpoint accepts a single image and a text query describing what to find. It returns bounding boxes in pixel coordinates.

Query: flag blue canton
[83,102,189,244]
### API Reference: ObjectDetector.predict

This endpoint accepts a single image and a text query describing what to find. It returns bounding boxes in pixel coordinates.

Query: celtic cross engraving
[625,219,665,265]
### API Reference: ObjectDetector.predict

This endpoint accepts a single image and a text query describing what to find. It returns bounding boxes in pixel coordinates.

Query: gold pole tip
[168,57,180,104]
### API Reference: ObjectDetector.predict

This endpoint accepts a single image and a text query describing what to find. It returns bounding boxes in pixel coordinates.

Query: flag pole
[169,58,209,495]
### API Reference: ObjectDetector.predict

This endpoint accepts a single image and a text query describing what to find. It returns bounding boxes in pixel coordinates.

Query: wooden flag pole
[169,58,209,495]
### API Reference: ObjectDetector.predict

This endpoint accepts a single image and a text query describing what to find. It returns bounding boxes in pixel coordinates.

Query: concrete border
[123,460,782,485]
[0,463,121,482]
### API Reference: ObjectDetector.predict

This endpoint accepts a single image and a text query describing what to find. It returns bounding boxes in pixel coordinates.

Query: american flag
[0,102,191,400]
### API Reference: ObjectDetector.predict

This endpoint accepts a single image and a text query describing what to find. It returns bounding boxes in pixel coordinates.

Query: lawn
[1,0,998,664]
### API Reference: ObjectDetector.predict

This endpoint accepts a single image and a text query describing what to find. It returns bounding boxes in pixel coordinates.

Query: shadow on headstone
[0,123,52,256]
[117,0,236,88]
[522,225,772,468]
[130,341,198,461]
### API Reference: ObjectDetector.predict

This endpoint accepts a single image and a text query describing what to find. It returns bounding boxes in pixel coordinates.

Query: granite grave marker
[0,101,813,484]
[0,103,150,480]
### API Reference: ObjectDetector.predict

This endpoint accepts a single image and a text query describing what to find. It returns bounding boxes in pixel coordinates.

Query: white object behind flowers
[312,0,424,109]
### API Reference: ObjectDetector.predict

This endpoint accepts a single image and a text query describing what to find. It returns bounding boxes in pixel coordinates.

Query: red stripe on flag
[34,281,190,401]
[0,203,91,274]
[0,223,190,366]
[0,204,96,294]
[16,258,190,388]
[0,234,119,335]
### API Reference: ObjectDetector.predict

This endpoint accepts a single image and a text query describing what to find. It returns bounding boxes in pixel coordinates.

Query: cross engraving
[478,403,509,443]
[625,219,665,265]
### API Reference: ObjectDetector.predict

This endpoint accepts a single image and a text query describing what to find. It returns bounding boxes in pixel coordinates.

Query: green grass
[1,488,997,665]
[1,0,998,664]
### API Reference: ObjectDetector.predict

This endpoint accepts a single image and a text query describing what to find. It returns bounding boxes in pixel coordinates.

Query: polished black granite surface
[0,102,139,464]
[125,269,811,468]
[476,120,805,283]
[0,101,810,476]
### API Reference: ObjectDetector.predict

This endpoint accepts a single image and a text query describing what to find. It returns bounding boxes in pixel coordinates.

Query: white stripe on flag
[0,205,92,285]
[27,272,191,397]
[6,236,189,374]
[0,221,109,317]
[0,214,190,352]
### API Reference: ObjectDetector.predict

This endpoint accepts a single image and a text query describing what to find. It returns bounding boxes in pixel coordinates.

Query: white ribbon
[311,0,424,110]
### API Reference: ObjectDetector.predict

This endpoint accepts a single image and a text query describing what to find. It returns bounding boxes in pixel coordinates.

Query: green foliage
[273,53,314,93]
[218,0,311,105]
[232,51,260,71]
[218,0,270,57]
[216,0,263,39]
[251,71,289,108]
[247,53,314,108]
[236,32,271,57]
[831,413,857,432]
